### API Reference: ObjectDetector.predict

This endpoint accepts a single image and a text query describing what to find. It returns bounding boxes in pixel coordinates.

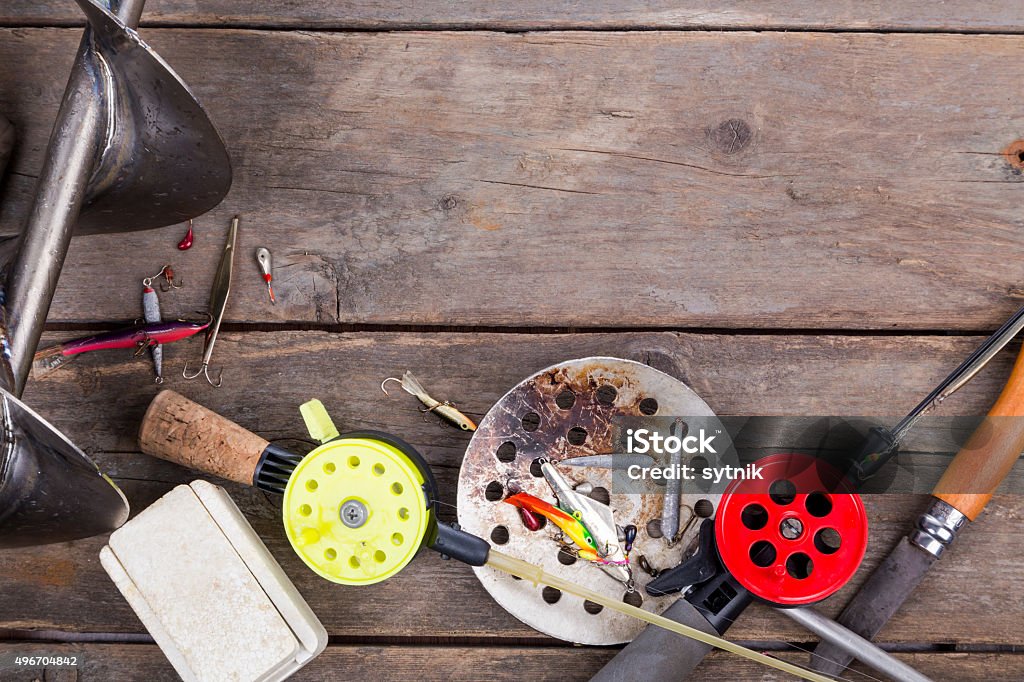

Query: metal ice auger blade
[72,0,232,234]
[5,0,233,395]
[0,0,232,548]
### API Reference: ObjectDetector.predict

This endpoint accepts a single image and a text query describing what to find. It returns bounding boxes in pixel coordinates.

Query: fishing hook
[150,264,183,291]
[132,335,152,358]
[380,377,404,395]
[160,271,183,291]
[182,360,223,387]
[181,312,220,386]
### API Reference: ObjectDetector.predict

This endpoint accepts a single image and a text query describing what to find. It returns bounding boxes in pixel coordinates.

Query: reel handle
[933,344,1024,519]
[139,390,271,486]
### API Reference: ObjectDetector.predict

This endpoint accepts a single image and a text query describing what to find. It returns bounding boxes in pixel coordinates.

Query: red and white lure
[256,247,276,304]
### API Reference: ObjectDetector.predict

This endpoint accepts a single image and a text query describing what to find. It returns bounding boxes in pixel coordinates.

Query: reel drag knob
[282,400,436,586]
[714,453,868,606]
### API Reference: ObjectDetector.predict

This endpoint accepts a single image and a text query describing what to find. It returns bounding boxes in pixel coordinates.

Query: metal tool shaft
[782,607,933,682]
[891,302,1024,441]
[204,216,238,364]
[3,0,147,397]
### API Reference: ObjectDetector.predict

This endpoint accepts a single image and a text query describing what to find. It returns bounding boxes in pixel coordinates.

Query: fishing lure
[141,274,164,383]
[177,219,194,250]
[255,247,276,305]
[662,418,686,543]
[381,371,476,431]
[537,459,633,586]
[183,216,237,387]
[158,264,183,291]
[32,319,210,378]
[517,506,544,532]
[505,492,598,560]
[622,524,637,553]
[637,554,660,578]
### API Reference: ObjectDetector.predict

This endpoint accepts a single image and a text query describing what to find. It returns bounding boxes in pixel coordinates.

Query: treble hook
[152,264,183,291]
[132,334,152,358]
[182,361,223,387]
[380,377,404,395]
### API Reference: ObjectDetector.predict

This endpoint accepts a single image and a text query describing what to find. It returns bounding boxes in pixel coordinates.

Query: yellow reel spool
[283,402,431,585]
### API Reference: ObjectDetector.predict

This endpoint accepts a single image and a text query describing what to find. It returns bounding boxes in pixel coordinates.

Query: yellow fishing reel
[282,400,441,585]
[140,391,493,585]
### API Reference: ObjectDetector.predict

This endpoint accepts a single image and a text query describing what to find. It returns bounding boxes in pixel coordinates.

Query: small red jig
[177,219,194,250]
[518,506,544,531]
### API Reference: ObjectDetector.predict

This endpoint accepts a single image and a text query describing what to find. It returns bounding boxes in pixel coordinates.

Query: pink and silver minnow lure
[32,319,210,378]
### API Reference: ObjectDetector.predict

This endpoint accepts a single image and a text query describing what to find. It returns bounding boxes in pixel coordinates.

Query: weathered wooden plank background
[2,2,1024,31]
[2,1,1024,680]
[3,644,1022,682]
[2,29,1024,329]
[2,644,1022,682]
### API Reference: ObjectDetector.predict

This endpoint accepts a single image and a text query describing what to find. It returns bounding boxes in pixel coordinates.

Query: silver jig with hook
[141,272,164,383]
[183,216,238,387]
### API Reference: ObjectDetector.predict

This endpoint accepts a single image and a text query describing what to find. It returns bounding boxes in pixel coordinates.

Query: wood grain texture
[2,30,1024,329]
[138,389,271,486]
[2,1,1024,32]
[1,643,1022,682]
[5,482,1020,644]
[936,344,1024,518]
[22,331,1024,456]
[3,331,1024,645]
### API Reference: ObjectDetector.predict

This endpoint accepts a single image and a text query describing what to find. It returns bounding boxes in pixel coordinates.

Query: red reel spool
[714,453,868,606]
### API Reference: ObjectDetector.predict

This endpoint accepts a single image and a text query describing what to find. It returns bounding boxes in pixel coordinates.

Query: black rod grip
[428,522,491,566]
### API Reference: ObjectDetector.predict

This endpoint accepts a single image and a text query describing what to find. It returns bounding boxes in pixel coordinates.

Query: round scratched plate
[457,357,721,645]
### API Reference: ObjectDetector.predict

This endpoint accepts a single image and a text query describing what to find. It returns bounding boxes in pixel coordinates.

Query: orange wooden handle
[139,390,270,486]
[934,344,1024,519]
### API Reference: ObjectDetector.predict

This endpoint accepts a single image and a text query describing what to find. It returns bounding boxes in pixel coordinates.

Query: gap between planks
[39,322,1024,339]
[6,21,1024,36]
[0,642,1021,681]
[1,630,1020,654]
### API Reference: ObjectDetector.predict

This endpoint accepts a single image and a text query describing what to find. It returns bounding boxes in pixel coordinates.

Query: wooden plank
[6,477,1019,645]
[21,331,1024,456]
[2,30,1024,329]
[1,643,1022,681]
[5,472,1021,645]
[2,1,1024,32]
[4,331,1024,644]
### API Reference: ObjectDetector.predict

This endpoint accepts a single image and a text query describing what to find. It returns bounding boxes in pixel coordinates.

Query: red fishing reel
[714,453,868,606]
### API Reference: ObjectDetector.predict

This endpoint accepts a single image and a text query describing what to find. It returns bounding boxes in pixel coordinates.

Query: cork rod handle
[139,390,270,486]
[934,345,1024,519]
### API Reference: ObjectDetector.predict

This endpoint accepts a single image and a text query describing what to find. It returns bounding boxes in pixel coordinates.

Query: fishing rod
[138,390,836,682]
